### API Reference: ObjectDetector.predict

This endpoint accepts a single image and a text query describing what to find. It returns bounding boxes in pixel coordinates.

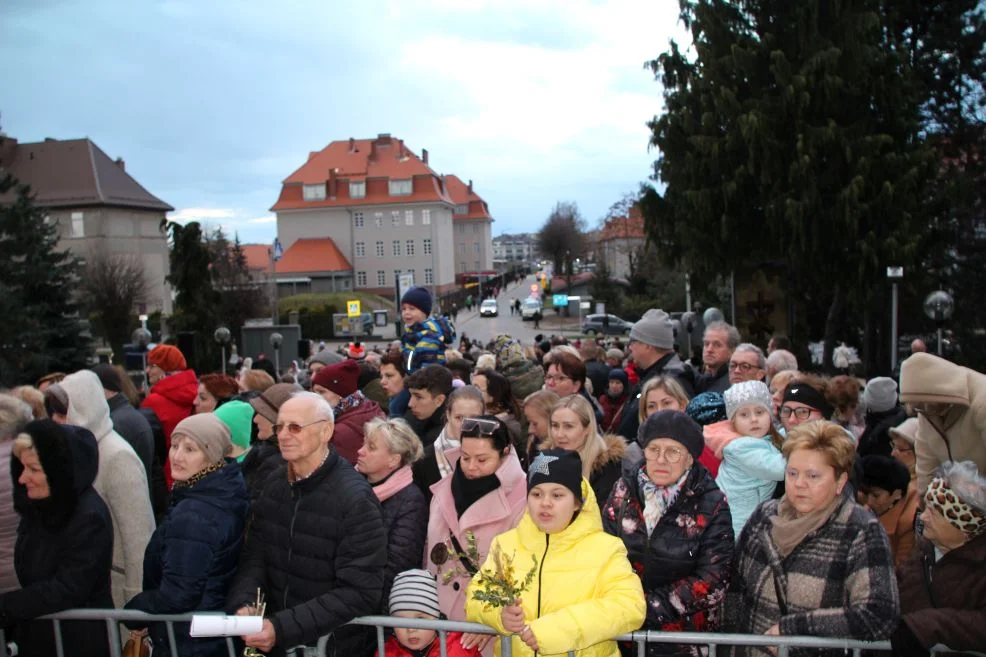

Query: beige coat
[899,353,986,490]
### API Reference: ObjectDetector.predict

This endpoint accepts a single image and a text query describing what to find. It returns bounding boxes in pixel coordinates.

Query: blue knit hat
[608,368,628,387]
[401,286,433,316]
[686,391,727,426]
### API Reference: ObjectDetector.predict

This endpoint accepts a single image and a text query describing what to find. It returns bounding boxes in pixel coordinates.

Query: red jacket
[332,397,385,465]
[599,393,627,433]
[376,632,481,657]
[141,369,198,487]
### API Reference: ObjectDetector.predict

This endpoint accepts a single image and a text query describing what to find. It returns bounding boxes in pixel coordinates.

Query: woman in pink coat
[425,415,527,653]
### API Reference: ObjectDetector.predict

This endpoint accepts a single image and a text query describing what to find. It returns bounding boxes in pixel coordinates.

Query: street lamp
[214,327,231,375]
[269,332,284,375]
[923,290,954,356]
[132,327,152,390]
[887,267,904,371]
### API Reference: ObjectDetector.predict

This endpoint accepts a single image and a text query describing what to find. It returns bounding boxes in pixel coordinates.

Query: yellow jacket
[465,480,645,657]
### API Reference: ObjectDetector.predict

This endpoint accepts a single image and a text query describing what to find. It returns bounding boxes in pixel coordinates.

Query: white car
[521,298,542,320]
[480,299,498,317]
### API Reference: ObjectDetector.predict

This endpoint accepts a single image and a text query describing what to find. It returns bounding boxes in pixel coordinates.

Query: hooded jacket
[1,422,113,657]
[141,368,198,488]
[899,353,986,490]
[425,447,527,621]
[125,460,249,657]
[466,480,646,657]
[0,440,18,593]
[62,370,155,606]
[332,396,386,466]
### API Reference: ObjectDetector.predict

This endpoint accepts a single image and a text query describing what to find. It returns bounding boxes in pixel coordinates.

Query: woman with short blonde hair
[637,375,691,423]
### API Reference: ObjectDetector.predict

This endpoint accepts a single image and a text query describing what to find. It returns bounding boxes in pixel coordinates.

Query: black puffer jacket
[375,472,428,608]
[240,440,283,504]
[225,449,387,657]
[0,421,113,657]
[617,353,694,443]
[602,460,734,656]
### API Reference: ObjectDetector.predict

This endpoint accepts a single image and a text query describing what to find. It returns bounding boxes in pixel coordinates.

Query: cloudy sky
[1,0,688,243]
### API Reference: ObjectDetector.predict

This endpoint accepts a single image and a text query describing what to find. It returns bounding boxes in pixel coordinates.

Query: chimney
[370,141,377,161]
[422,148,429,164]
[349,137,355,151]
[376,133,392,145]
[328,168,338,198]
[115,157,125,172]
[308,151,318,162]
[44,137,57,142]
[468,179,473,193]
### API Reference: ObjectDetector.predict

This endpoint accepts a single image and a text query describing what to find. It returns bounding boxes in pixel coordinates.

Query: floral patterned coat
[602,461,734,656]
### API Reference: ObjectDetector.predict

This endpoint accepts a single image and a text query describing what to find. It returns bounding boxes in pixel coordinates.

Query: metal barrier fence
[2,608,979,657]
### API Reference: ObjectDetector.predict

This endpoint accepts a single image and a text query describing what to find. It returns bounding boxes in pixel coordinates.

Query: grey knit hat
[724,381,773,420]
[389,569,441,618]
[629,309,675,350]
[308,349,344,367]
[172,413,232,465]
[862,377,898,414]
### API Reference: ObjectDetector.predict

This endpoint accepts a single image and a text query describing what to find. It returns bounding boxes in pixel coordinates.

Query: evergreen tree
[642,0,934,371]
[0,169,89,385]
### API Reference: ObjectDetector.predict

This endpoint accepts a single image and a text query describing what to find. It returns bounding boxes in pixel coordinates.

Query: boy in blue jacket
[393,287,454,416]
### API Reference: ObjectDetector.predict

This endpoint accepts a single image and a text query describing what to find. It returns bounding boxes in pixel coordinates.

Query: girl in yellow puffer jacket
[466,449,645,657]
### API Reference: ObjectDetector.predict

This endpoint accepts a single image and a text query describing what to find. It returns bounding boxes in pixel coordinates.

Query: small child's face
[607,380,624,396]
[402,304,427,327]
[732,404,772,438]
[393,611,437,651]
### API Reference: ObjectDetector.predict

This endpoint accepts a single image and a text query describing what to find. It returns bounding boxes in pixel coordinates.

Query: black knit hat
[861,455,911,495]
[637,410,705,459]
[528,449,583,503]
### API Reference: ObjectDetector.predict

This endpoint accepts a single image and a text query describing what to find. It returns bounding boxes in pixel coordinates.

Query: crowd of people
[0,285,984,657]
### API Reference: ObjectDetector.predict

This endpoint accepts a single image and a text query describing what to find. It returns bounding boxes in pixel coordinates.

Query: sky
[1,0,689,244]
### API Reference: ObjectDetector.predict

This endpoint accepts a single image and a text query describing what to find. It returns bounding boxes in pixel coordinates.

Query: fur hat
[389,569,441,618]
[637,410,705,459]
[724,381,773,420]
[172,414,232,465]
[312,359,360,398]
[148,345,186,372]
[401,286,433,317]
[629,309,675,350]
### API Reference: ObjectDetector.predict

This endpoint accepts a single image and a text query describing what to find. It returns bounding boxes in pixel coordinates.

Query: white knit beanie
[724,381,773,420]
[389,569,440,618]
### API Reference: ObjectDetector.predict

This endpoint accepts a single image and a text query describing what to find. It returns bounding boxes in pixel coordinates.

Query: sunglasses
[273,419,329,436]
[460,417,499,436]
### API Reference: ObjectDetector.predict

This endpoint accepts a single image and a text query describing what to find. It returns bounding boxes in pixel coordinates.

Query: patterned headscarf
[925,461,986,539]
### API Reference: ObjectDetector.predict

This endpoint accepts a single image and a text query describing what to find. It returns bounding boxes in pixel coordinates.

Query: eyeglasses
[728,362,759,373]
[544,374,572,384]
[461,417,499,436]
[273,419,329,436]
[779,406,819,420]
[643,445,685,463]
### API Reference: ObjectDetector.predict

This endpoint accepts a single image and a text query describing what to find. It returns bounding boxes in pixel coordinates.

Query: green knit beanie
[214,400,254,452]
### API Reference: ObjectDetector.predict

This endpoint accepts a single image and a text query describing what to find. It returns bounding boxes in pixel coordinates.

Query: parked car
[521,298,542,321]
[582,313,633,335]
[480,298,499,317]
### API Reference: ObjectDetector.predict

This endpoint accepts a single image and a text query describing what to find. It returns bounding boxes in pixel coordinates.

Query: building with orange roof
[271,133,493,298]
[597,205,647,280]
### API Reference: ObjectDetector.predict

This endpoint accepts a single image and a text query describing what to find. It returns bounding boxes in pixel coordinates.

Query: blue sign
[552,294,568,306]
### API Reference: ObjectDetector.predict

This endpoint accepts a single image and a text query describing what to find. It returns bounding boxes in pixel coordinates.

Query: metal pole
[221,346,227,375]
[937,327,943,356]
[685,273,692,312]
[730,270,737,325]
[271,250,278,325]
[275,348,281,376]
[890,281,899,372]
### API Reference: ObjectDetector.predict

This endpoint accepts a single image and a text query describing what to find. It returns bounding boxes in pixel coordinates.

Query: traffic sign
[552,294,568,306]
[347,300,361,318]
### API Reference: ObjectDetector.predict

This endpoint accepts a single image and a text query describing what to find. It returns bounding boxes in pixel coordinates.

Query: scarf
[638,465,688,536]
[333,389,367,417]
[770,494,843,557]
[451,461,501,519]
[434,426,460,479]
[371,465,414,502]
[172,461,224,490]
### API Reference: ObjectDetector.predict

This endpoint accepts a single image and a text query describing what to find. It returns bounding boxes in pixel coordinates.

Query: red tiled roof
[446,174,493,221]
[275,237,351,274]
[271,134,454,211]
[599,206,645,241]
[241,244,272,273]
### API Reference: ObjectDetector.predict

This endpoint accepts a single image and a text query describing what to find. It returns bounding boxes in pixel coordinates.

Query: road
[452,275,546,346]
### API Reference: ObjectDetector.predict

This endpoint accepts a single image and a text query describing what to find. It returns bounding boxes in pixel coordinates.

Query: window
[455,204,468,215]
[405,210,414,226]
[460,261,467,272]
[350,181,366,199]
[357,271,367,286]
[389,179,412,196]
[425,268,434,284]
[473,224,479,234]
[392,211,400,227]
[422,209,431,225]
[374,212,383,228]
[353,212,364,228]
[474,243,480,254]
[377,270,387,286]
[458,242,464,254]
[423,239,432,255]
[406,240,415,256]
[394,269,402,285]
[70,211,84,238]
[407,269,416,283]
[392,240,401,256]
[303,184,326,201]
[355,241,365,258]
[375,240,385,257]
[475,260,480,269]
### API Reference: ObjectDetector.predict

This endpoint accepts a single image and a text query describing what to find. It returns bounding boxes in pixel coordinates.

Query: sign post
[887,267,903,371]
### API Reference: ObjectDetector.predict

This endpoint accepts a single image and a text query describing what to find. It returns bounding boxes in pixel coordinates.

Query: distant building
[0,136,174,313]
[597,207,646,281]
[270,133,493,298]
[492,232,539,268]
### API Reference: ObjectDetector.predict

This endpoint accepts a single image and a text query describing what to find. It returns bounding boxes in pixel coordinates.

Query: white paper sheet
[189,614,263,637]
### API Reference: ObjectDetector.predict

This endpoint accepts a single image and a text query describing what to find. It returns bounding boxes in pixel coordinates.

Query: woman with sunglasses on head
[425,415,527,653]
[602,410,734,657]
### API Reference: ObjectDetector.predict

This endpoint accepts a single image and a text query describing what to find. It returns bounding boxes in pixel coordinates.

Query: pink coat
[424,448,527,621]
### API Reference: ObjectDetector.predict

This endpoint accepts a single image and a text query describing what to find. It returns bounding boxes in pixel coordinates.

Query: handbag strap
[448,532,478,576]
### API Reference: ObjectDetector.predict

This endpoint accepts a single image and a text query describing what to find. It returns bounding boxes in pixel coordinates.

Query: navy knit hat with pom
[401,286,433,316]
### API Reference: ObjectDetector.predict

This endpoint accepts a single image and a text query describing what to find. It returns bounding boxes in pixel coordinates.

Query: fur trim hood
[594,434,627,474]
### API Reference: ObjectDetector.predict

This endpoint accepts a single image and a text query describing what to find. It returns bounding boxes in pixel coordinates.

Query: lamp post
[269,332,283,376]
[923,290,954,357]
[214,327,231,375]
[887,267,904,371]
[132,327,152,390]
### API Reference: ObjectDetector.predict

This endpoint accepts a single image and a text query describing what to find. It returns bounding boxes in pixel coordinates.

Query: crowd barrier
[1,609,979,657]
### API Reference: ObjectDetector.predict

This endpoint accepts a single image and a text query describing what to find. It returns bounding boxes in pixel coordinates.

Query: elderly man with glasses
[227,391,387,657]
[727,343,767,386]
